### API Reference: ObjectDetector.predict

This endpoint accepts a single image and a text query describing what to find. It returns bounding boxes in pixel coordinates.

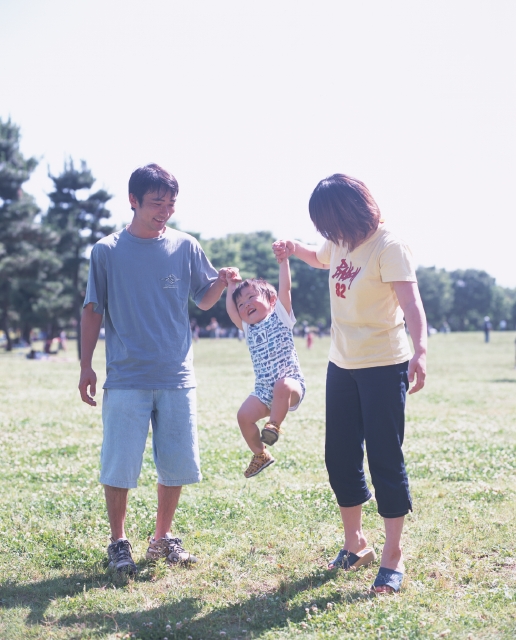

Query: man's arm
[197,268,231,311]
[392,281,427,395]
[78,302,103,406]
[277,258,292,315]
[273,239,329,269]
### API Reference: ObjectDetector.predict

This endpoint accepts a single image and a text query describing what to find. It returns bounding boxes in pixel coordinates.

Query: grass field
[0,332,515,639]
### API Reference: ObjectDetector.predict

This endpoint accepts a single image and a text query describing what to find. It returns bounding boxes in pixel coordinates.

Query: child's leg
[237,395,270,454]
[261,378,303,446]
[269,378,303,426]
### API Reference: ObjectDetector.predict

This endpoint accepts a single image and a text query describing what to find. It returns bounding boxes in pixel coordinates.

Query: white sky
[1,0,515,286]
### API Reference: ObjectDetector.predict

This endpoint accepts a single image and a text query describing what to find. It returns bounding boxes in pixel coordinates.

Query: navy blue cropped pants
[325,360,412,518]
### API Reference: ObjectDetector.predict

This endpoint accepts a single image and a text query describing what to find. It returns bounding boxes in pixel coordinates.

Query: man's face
[128,190,176,238]
[236,286,274,325]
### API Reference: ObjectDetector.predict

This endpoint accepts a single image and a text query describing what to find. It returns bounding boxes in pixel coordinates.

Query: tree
[43,159,114,358]
[290,259,330,327]
[488,285,515,329]
[448,269,494,331]
[416,266,454,329]
[0,118,58,350]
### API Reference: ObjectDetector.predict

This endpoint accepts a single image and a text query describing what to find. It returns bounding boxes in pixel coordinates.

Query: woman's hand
[272,240,295,263]
[392,281,427,394]
[407,351,426,395]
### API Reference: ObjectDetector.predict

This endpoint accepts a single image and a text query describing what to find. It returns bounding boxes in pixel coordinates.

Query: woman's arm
[273,240,329,269]
[393,281,427,395]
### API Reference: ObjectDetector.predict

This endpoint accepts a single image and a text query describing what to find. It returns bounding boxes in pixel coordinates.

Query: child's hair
[308,174,381,251]
[128,163,179,207]
[232,278,277,307]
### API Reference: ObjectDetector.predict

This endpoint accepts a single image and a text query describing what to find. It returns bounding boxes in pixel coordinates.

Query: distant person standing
[483,316,492,343]
[79,163,235,574]
[190,318,200,343]
[206,316,221,338]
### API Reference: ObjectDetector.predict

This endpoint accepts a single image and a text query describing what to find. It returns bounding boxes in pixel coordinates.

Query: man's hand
[199,267,240,309]
[79,366,98,406]
[272,240,295,264]
[217,267,241,286]
[217,268,230,286]
[225,267,242,289]
[408,352,426,395]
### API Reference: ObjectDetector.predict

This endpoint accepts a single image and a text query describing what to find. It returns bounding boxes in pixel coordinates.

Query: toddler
[225,256,305,478]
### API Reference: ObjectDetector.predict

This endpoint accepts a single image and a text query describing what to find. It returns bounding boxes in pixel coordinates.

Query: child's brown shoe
[244,449,275,478]
[260,421,282,446]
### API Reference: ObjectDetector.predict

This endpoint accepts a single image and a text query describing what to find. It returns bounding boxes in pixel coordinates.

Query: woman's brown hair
[308,174,381,251]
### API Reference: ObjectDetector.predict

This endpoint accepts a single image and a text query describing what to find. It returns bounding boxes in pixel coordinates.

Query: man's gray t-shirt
[84,228,218,389]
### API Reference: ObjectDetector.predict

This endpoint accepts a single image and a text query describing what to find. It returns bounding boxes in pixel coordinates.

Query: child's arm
[273,239,329,269]
[225,269,243,330]
[278,258,292,315]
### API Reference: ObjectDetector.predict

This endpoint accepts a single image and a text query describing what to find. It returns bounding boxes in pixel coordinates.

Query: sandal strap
[330,548,360,569]
[372,567,404,592]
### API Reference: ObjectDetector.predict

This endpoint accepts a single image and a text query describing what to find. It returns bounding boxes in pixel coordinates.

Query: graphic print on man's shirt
[161,274,180,289]
[331,259,361,299]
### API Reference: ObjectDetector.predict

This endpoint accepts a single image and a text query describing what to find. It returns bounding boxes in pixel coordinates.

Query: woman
[273,174,426,593]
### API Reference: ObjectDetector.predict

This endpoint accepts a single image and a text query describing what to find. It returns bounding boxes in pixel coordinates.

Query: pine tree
[0,118,58,350]
[43,159,114,358]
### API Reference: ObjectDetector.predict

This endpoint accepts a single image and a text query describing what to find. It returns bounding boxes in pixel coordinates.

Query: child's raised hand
[226,267,242,286]
[272,240,295,263]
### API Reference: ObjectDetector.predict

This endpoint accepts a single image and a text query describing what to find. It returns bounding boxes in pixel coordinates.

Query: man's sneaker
[260,421,282,446]
[107,538,137,574]
[244,449,275,478]
[146,534,198,566]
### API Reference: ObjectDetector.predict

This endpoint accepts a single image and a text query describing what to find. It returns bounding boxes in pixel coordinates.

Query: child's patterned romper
[242,300,306,409]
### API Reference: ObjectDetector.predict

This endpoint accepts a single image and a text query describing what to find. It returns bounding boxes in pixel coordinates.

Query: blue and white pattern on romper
[243,300,305,409]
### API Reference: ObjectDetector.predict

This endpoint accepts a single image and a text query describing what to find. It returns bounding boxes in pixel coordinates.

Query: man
[79,163,232,573]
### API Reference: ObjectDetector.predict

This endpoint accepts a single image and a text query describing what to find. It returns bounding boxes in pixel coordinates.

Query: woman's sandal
[371,567,404,593]
[328,547,376,570]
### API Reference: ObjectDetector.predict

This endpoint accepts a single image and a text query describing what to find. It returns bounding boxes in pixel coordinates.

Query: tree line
[1,117,515,356]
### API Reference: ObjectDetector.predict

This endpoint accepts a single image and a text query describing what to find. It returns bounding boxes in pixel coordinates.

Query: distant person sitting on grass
[224,255,306,478]
[79,163,236,575]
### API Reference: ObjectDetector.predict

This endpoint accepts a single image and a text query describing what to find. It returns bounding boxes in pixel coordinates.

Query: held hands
[408,352,426,394]
[218,267,241,287]
[272,240,295,264]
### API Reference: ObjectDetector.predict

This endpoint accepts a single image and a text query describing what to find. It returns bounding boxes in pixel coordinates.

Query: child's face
[236,286,274,325]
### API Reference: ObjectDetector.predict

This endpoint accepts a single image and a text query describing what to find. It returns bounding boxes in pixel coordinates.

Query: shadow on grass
[0,567,371,638]
[491,378,516,383]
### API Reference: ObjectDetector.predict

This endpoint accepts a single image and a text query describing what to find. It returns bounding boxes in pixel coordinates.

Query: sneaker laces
[163,536,185,554]
[111,538,133,560]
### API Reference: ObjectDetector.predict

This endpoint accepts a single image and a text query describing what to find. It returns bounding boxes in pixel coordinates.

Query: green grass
[0,332,515,639]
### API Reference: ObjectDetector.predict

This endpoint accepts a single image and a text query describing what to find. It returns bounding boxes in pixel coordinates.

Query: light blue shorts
[100,388,201,489]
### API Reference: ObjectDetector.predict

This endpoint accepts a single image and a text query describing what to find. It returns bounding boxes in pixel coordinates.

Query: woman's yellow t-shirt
[316,223,416,369]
